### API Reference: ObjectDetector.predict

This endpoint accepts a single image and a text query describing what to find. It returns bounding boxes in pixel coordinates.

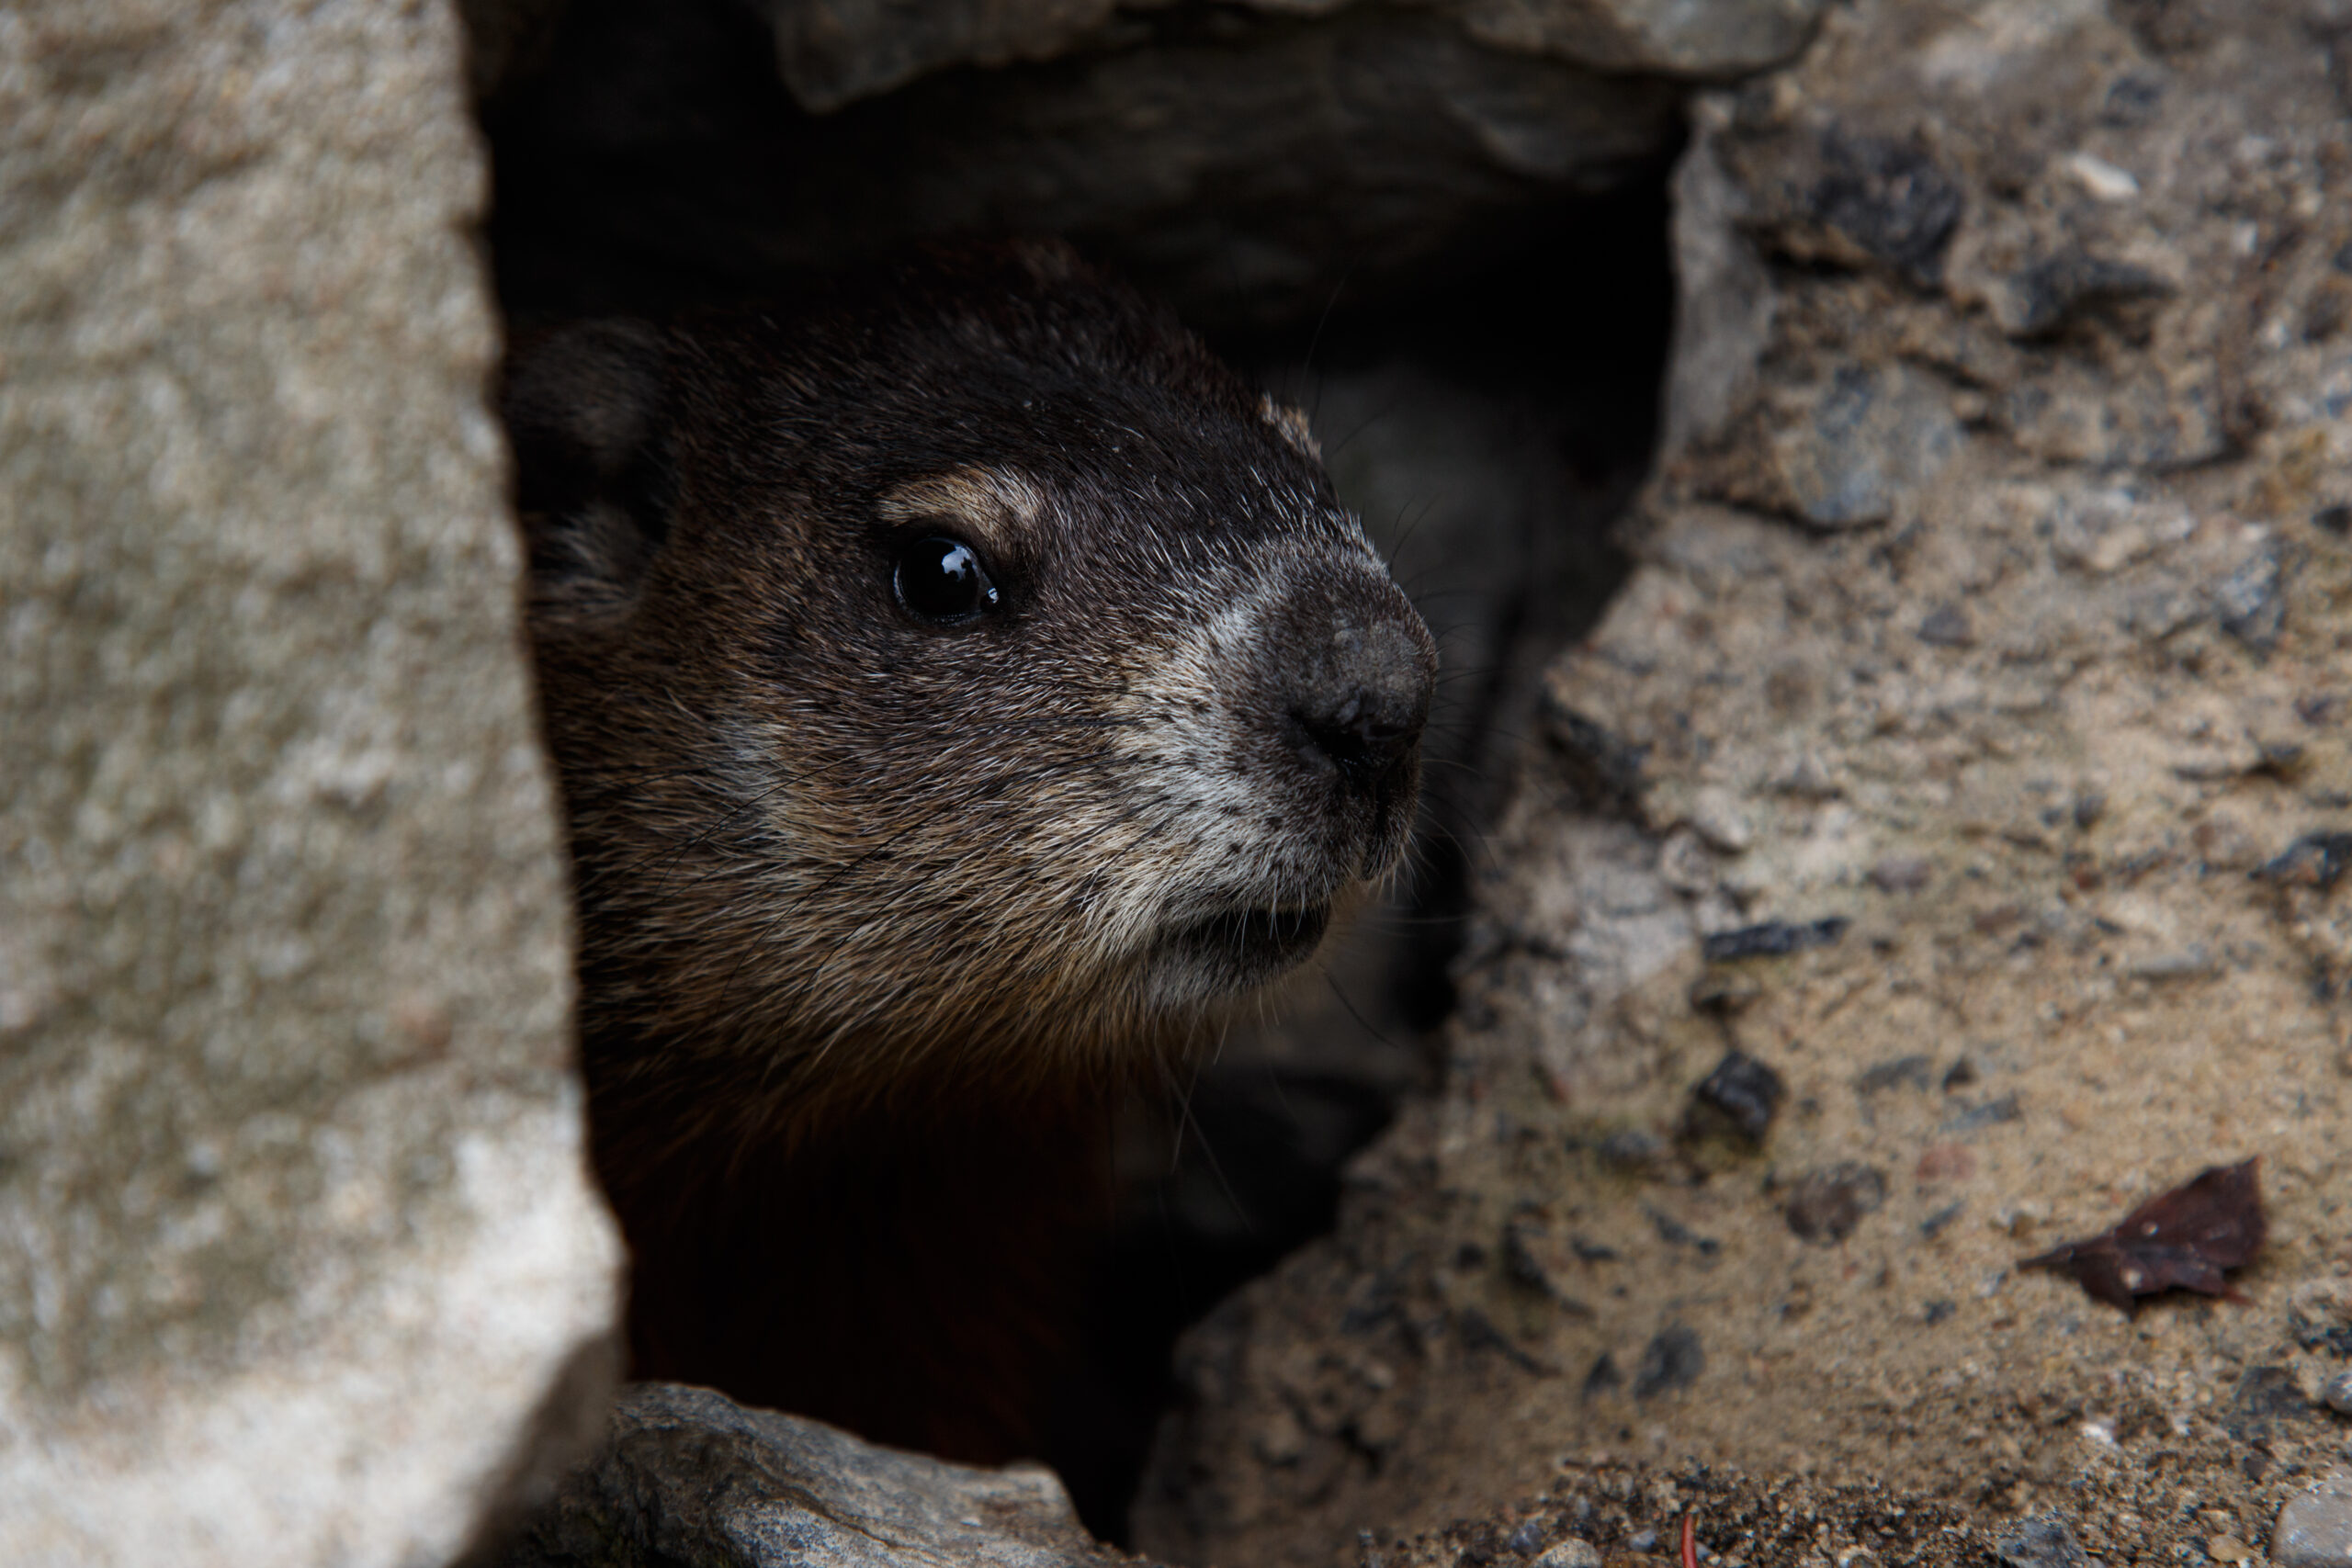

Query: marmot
[502,242,1436,1466]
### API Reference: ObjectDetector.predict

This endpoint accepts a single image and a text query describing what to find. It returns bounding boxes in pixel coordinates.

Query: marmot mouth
[1164,902,1332,988]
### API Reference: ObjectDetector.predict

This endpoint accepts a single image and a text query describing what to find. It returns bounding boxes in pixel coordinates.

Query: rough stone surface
[487,0,1689,328]
[1136,2,2352,1565]
[751,0,1120,114]
[498,1383,1136,1568]
[1993,1514,2086,1568]
[741,0,1826,113]
[2277,1468,2352,1568]
[0,4,623,1564]
[1456,0,1827,82]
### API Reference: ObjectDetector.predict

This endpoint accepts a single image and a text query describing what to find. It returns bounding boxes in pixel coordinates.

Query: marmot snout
[503,242,1436,1463]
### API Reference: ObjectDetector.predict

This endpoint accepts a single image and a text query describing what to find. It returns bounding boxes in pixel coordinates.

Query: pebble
[1690,1049,1786,1142]
[1917,603,1974,646]
[1532,1541,1601,1568]
[1689,788,1754,852]
[2258,831,2352,892]
[1785,1163,1888,1243]
[1868,853,1933,892]
[1994,1513,2086,1567]
[2063,150,2141,201]
[1598,1128,1673,1177]
[2324,1371,2352,1416]
[2277,1468,2352,1567]
[1632,1325,1704,1398]
[1702,917,1849,962]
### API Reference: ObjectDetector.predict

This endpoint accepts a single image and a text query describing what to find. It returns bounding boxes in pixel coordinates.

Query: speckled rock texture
[1135,2,2352,1564]
[0,4,623,1564]
[498,1383,1148,1568]
[2277,1467,2352,1568]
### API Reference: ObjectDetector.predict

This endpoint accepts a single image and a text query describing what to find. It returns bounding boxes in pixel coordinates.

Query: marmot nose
[1283,613,1433,798]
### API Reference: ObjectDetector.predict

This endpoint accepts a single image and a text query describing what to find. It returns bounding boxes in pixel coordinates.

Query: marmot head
[505,243,1436,1118]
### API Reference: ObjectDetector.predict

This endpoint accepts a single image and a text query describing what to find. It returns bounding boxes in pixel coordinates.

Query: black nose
[1284,615,1432,799]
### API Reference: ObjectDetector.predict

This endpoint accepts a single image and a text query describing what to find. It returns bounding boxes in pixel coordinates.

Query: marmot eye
[893,535,1000,625]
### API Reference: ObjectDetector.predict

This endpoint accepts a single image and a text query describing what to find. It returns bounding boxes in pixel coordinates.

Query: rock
[2290,1281,2352,1356]
[1598,1128,1676,1177]
[1783,1164,1887,1243]
[489,0,1687,328]
[1532,1541,1603,1568]
[1454,0,1828,78]
[1993,1515,2086,1568]
[1729,126,1965,287]
[1939,1094,2021,1134]
[2256,832,2352,892]
[1701,918,1849,961]
[2050,492,2193,577]
[2227,1366,2312,1443]
[751,0,1119,113]
[1688,787,1757,853]
[1853,1055,1933,1095]
[1768,364,1962,530]
[1990,251,2174,339]
[498,1383,1125,1567]
[1915,603,1974,648]
[1631,1325,1704,1398]
[1686,1049,1785,1142]
[2215,538,2288,653]
[0,5,624,1564]
[2322,1371,2352,1416]
[1867,854,1933,893]
[744,0,1826,113]
[2276,1469,2352,1568]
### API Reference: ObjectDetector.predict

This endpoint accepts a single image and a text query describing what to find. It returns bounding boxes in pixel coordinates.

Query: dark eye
[893,535,1000,626]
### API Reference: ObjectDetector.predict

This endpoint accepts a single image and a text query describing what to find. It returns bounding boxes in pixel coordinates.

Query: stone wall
[1136,3,2352,1564]
[0,5,621,1562]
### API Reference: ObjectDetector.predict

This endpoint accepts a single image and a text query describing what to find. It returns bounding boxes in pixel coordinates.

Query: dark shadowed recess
[1073,191,1672,1540]
[473,0,1674,1540]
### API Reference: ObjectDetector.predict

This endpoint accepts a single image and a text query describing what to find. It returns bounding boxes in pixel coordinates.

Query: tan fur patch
[877,467,1048,558]
[1259,392,1322,464]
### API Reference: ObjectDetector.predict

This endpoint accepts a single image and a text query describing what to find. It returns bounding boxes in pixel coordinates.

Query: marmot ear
[501,320,674,622]
[1258,392,1322,464]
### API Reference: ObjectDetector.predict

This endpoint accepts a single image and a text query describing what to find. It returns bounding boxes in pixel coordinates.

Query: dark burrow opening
[470,0,1678,1541]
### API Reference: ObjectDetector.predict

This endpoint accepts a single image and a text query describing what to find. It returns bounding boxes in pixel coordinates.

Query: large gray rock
[488,0,1822,322]
[0,3,622,1564]
[489,2,1687,327]
[745,0,1827,112]
[500,1383,1134,1568]
[2277,1469,2352,1568]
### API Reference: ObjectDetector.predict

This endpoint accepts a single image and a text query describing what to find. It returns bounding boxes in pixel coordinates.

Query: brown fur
[503,243,1434,1462]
